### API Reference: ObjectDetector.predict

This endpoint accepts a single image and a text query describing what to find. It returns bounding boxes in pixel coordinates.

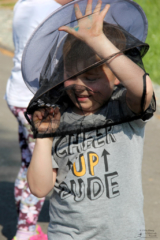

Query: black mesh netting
[22,0,156,138]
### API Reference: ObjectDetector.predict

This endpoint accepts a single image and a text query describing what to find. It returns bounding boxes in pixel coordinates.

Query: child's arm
[94,36,153,113]
[27,138,57,198]
[55,0,74,5]
[27,107,60,198]
[59,0,153,113]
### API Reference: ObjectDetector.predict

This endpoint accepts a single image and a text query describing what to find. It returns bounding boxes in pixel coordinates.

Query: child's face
[64,64,116,115]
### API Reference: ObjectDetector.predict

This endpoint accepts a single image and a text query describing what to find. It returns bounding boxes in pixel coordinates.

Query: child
[25,0,155,239]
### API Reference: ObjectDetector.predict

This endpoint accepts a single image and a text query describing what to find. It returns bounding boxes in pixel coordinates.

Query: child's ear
[114,78,120,85]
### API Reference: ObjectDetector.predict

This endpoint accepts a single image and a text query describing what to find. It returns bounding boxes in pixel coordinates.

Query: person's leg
[8,106,45,239]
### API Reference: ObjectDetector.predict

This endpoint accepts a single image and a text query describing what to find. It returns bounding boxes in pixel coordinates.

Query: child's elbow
[145,76,154,110]
[27,174,49,198]
[31,188,46,198]
[28,182,47,198]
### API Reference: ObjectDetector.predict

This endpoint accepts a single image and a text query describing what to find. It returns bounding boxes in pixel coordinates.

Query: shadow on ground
[0,182,49,240]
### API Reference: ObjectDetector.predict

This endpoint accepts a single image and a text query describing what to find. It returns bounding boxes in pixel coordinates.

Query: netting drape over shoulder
[22,0,156,138]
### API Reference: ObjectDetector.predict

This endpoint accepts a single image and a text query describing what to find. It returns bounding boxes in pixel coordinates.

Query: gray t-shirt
[48,88,154,240]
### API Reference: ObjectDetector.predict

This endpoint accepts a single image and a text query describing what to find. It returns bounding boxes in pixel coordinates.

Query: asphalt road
[0,51,159,240]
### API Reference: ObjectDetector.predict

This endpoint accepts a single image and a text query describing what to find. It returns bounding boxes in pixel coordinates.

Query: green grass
[0,3,15,8]
[134,0,160,84]
[0,0,16,9]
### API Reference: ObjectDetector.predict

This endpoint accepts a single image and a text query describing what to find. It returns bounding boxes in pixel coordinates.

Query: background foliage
[135,0,160,84]
[0,0,16,9]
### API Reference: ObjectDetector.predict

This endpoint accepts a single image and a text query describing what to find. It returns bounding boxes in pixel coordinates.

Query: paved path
[0,9,13,51]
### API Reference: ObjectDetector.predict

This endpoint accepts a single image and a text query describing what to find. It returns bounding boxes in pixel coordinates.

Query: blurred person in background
[5,1,73,240]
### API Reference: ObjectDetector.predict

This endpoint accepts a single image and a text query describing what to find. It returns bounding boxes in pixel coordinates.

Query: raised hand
[32,107,61,134]
[59,0,110,45]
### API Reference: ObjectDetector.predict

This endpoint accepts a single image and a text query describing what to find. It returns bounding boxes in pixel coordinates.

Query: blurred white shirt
[5,0,61,107]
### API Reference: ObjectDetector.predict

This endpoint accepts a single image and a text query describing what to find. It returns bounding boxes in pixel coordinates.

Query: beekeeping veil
[22,0,156,138]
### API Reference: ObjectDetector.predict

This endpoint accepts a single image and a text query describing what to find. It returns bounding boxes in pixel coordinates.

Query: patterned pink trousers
[9,105,45,232]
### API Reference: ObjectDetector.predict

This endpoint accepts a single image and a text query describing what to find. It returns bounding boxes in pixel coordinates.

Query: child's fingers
[33,110,44,120]
[93,0,102,14]
[33,107,61,133]
[59,26,75,35]
[47,107,54,115]
[53,107,61,121]
[59,4,83,34]
[40,108,46,115]
[74,3,83,19]
[33,107,52,122]
[100,4,110,20]
[54,106,59,115]
[59,25,81,38]
[85,0,92,15]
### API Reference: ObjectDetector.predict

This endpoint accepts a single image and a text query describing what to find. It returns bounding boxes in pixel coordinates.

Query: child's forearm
[27,138,57,198]
[88,34,153,113]
[107,51,153,113]
[55,0,73,5]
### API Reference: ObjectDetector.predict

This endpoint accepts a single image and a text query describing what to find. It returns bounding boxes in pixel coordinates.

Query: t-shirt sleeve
[52,156,59,169]
[108,86,156,129]
[118,87,156,122]
[141,92,156,121]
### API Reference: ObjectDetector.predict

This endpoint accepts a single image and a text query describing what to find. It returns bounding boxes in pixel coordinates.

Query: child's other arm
[27,138,57,198]
[27,138,56,198]
[27,107,60,198]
